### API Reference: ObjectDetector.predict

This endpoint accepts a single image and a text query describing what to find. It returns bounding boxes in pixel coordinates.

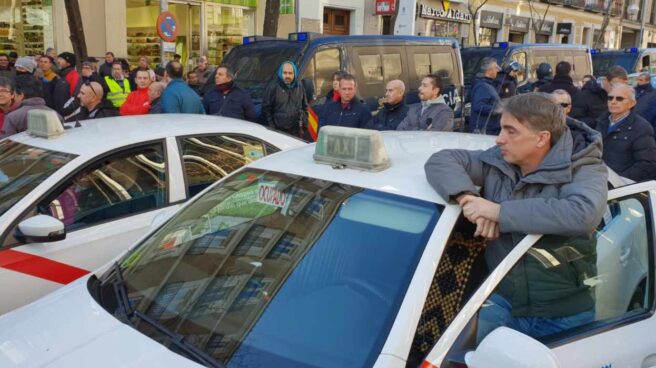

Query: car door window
[439,192,653,367]
[179,134,279,197]
[40,143,166,233]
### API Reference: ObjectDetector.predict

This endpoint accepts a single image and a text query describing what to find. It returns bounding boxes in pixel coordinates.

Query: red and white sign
[258,183,290,208]
[376,0,396,15]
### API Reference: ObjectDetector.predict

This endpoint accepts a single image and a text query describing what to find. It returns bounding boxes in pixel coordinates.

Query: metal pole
[295,0,301,32]
[638,0,647,47]
[160,0,168,67]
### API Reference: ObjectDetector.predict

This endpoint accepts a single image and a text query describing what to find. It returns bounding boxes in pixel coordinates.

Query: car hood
[0,277,200,368]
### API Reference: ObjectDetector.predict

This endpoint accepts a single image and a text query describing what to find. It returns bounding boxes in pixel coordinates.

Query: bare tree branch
[593,0,617,49]
[527,0,551,37]
[467,0,491,45]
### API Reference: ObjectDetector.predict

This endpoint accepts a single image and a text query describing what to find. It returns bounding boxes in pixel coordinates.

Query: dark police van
[461,43,593,94]
[208,32,464,124]
[592,48,656,77]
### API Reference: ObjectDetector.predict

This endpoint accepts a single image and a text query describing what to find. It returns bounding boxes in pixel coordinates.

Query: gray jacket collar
[479,123,602,186]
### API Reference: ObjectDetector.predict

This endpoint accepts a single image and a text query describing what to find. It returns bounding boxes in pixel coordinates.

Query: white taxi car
[0,127,652,368]
[0,112,304,314]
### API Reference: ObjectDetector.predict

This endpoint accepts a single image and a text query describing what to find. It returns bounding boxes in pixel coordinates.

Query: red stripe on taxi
[420,361,438,368]
[0,249,89,284]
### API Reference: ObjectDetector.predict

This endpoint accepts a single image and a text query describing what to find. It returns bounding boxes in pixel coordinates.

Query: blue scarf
[277,61,298,89]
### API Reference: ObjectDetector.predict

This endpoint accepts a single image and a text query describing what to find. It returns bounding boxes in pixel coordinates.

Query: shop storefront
[479,10,503,46]
[556,22,572,43]
[0,0,54,56]
[508,15,530,43]
[416,2,471,42]
[536,20,554,43]
[126,0,256,68]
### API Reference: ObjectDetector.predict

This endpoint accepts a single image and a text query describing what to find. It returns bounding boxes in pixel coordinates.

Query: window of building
[0,0,54,56]
[280,0,294,15]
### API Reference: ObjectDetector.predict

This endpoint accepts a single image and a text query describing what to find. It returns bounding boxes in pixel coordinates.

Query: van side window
[511,52,527,83]
[302,48,341,98]
[359,54,384,83]
[383,53,403,81]
[413,52,455,85]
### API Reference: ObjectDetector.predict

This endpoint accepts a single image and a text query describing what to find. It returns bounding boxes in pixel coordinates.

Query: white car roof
[6,114,299,156]
[249,131,497,205]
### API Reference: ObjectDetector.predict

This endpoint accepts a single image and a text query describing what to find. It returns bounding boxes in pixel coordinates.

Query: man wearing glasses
[67,81,118,122]
[595,83,656,182]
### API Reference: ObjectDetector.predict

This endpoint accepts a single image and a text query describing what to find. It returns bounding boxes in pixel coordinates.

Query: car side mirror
[465,327,560,368]
[301,78,315,102]
[15,215,66,244]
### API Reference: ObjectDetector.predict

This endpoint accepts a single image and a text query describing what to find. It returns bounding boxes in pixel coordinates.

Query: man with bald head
[366,79,409,131]
[596,83,656,181]
[68,81,118,121]
[148,82,165,114]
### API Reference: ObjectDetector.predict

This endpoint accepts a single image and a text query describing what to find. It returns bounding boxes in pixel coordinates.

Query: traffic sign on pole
[156,11,178,43]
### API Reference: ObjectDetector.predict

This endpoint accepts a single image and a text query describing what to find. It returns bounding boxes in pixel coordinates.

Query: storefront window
[479,28,497,46]
[0,0,54,56]
[205,4,255,66]
[126,0,161,68]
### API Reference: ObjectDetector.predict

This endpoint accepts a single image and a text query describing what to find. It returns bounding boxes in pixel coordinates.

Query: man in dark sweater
[538,61,579,99]
[366,80,408,131]
[318,74,371,130]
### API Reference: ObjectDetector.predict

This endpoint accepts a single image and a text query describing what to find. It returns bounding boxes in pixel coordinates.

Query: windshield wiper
[111,262,134,323]
[132,310,225,368]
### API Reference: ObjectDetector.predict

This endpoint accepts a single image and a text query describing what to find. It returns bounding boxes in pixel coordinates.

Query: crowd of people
[469,57,656,182]
[0,48,654,182]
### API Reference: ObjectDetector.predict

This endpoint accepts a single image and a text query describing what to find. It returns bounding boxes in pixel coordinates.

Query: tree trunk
[263,0,281,37]
[594,0,616,49]
[64,0,87,68]
[469,7,479,46]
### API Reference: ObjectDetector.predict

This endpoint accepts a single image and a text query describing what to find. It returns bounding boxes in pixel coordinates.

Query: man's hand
[460,195,501,223]
[474,218,500,240]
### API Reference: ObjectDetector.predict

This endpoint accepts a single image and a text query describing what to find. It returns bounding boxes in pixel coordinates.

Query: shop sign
[509,15,530,33]
[156,11,178,42]
[376,0,396,15]
[557,22,573,34]
[480,10,503,29]
[538,20,555,35]
[418,3,472,23]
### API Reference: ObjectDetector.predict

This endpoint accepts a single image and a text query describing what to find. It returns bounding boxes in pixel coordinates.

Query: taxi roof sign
[313,126,390,172]
[27,109,64,139]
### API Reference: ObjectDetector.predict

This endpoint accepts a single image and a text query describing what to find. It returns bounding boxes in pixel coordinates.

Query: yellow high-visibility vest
[104,76,131,107]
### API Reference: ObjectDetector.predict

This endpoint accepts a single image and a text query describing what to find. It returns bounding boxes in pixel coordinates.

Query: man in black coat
[538,61,579,99]
[318,73,371,130]
[262,61,308,136]
[202,65,257,122]
[365,80,408,131]
[494,61,521,99]
[632,72,656,128]
[596,83,656,182]
[66,81,118,121]
[571,66,628,128]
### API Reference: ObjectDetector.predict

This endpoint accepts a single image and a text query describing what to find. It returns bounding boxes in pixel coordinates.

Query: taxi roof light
[313,126,390,172]
[27,109,64,139]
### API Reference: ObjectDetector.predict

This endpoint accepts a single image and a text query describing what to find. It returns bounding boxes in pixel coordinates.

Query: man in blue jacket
[202,65,256,121]
[318,73,371,130]
[469,58,502,135]
[160,61,205,114]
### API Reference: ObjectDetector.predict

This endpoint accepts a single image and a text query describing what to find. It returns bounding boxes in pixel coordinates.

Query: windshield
[592,52,638,77]
[0,140,76,217]
[101,169,442,367]
[223,42,303,99]
[461,48,506,86]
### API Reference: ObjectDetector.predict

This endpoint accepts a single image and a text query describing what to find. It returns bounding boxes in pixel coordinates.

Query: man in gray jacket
[2,75,59,137]
[397,74,454,131]
[424,93,608,340]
